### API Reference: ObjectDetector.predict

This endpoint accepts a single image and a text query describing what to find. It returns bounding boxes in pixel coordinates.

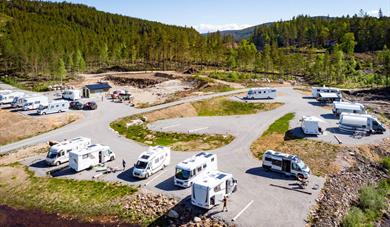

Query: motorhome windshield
[248,90,254,95]
[175,168,191,180]
[47,150,58,159]
[38,105,47,110]
[297,160,307,170]
[135,161,148,169]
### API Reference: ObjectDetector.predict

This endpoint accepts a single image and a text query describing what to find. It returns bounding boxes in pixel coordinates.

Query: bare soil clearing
[0,110,81,145]
[0,143,48,165]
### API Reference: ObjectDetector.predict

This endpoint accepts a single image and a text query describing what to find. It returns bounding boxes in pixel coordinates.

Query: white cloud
[193,23,253,33]
[367,10,379,17]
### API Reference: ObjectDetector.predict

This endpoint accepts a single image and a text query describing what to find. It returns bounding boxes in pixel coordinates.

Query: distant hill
[203,22,273,41]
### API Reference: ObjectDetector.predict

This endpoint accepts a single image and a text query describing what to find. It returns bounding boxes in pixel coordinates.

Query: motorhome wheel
[110,156,115,161]
[145,173,149,178]
[55,161,60,166]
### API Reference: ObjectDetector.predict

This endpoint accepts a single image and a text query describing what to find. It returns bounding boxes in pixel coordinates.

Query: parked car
[83,101,97,110]
[70,101,83,110]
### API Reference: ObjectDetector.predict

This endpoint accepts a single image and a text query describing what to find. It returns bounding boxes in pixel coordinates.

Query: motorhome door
[226,178,234,194]
[282,159,291,173]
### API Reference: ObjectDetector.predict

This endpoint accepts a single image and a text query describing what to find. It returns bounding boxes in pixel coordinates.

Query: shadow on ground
[117,167,144,183]
[245,167,295,180]
[155,176,182,192]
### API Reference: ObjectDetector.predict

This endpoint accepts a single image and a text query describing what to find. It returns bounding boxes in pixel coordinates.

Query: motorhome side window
[82,154,88,159]
[203,164,207,168]
[265,157,272,162]
[292,163,300,171]
[155,158,159,163]
[66,149,71,154]
[211,158,215,162]
[214,184,222,192]
[197,166,202,172]
[34,101,40,104]
[272,159,282,167]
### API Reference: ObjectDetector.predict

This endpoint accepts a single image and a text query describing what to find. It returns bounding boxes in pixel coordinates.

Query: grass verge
[250,112,341,176]
[0,164,145,224]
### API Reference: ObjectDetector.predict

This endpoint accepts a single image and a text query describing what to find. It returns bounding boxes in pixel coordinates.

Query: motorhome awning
[318,92,339,98]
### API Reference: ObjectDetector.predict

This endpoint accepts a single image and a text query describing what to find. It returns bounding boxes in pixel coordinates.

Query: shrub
[382,157,390,170]
[358,186,386,214]
[342,207,365,227]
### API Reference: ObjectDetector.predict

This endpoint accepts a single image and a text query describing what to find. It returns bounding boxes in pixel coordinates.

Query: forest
[0,0,389,88]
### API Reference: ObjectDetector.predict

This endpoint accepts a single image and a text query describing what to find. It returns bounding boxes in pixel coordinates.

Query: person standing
[122,159,126,171]
[222,195,228,212]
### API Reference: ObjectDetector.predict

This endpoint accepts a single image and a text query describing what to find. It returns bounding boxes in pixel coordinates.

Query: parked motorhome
[174,152,218,188]
[332,101,366,116]
[339,113,386,134]
[0,90,12,95]
[69,144,116,172]
[45,137,92,166]
[37,100,69,115]
[11,94,28,108]
[312,86,341,98]
[317,92,342,103]
[301,116,324,135]
[132,146,171,179]
[262,150,311,179]
[246,87,277,99]
[191,171,237,209]
[0,91,24,105]
[22,96,49,111]
[62,90,81,101]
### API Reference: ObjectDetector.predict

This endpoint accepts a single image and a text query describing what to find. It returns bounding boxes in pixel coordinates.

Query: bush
[382,157,390,170]
[342,207,365,227]
[358,186,386,215]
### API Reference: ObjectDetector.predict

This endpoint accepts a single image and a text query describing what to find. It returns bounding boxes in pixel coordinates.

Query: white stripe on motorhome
[162,124,180,130]
[188,127,209,133]
[232,200,254,222]
[144,171,165,186]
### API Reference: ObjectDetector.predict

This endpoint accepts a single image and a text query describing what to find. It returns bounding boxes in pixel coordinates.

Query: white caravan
[0,91,24,105]
[332,101,366,116]
[312,86,341,98]
[246,87,277,99]
[69,144,116,172]
[62,90,81,101]
[22,95,49,111]
[262,150,311,179]
[191,171,237,209]
[339,113,386,134]
[37,100,69,115]
[174,152,218,188]
[132,146,171,179]
[45,137,92,166]
[301,116,324,135]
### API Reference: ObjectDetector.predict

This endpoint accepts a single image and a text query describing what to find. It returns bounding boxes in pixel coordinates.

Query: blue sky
[53,0,389,33]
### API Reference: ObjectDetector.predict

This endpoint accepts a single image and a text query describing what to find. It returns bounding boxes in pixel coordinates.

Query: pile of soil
[106,72,182,89]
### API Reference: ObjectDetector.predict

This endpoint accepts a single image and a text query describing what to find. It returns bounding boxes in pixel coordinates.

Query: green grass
[342,178,390,227]
[262,113,295,136]
[382,157,390,170]
[110,119,234,151]
[0,164,141,224]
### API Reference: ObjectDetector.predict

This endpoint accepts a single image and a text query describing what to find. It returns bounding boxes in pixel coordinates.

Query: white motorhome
[191,171,237,209]
[339,113,386,134]
[332,101,366,116]
[132,146,171,179]
[246,87,277,99]
[262,150,311,179]
[37,100,69,115]
[69,144,116,172]
[312,86,341,98]
[174,152,218,188]
[11,94,27,108]
[45,137,92,166]
[301,116,324,135]
[0,91,24,105]
[0,90,12,95]
[22,95,49,111]
[62,90,81,101]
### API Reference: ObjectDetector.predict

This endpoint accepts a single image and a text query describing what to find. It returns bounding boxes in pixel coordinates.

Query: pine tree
[56,58,66,83]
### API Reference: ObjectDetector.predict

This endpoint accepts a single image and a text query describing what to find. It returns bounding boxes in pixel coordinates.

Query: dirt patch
[144,103,198,122]
[0,143,48,165]
[106,72,180,88]
[0,110,81,145]
[293,86,312,96]
[0,166,29,188]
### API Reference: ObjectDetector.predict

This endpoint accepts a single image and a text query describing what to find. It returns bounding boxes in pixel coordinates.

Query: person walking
[122,159,126,171]
[222,195,228,212]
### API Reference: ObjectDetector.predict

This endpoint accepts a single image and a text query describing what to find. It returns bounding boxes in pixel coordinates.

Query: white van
[246,87,277,99]
[332,101,366,116]
[22,96,49,111]
[132,146,171,179]
[69,144,115,172]
[62,90,81,101]
[37,100,69,115]
[0,91,24,106]
[174,152,218,188]
[45,137,92,166]
[262,150,311,179]
[339,113,386,134]
[191,171,237,209]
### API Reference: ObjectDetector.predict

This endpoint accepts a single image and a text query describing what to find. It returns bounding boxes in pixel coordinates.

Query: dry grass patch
[0,143,49,166]
[0,110,81,145]
[144,103,197,122]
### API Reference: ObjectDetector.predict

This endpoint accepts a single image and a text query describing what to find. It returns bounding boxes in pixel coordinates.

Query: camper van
[191,171,237,209]
[174,152,218,188]
[0,91,24,106]
[339,113,386,134]
[69,144,116,172]
[332,101,366,116]
[132,146,171,179]
[22,96,49,111]
[62,90,81,101]
[262,150,311,179]
[312,86,341,98]
[37,100,69,115]
[11,94,28,108]
[301,116,324,135]
[246,87,277,99]
[45,137,92,166]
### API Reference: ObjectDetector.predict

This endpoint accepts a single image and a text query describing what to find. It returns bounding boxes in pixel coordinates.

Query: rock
[167,209,179,219]
[193,217,201,223]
